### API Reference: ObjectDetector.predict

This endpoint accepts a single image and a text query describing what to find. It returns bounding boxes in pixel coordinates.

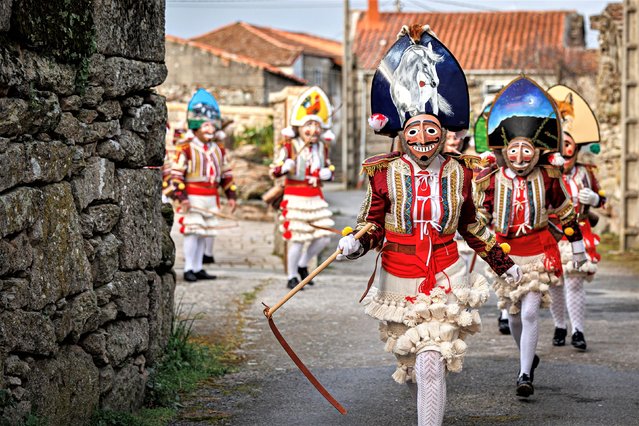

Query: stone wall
[0,0,174,424]
[591,4,624,234]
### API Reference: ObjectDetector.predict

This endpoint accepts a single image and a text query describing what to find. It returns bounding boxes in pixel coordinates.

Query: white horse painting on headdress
[390,42,453,126]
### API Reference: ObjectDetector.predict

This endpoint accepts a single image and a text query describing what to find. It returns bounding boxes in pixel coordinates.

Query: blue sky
[166,0,610,47]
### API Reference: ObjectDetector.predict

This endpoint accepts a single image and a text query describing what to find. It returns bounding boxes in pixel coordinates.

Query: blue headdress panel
[370,26,469,137]
[187,88,222,130]
[487,77,561,151]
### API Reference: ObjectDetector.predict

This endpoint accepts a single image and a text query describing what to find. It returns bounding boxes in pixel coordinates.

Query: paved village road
[170,188,639,426]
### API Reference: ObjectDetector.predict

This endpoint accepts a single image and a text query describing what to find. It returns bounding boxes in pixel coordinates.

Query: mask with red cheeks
[503,137,539,176]
[194,121,216,142]
[400,114,445,168]
[299,120,321,144]
[562,133,578,171]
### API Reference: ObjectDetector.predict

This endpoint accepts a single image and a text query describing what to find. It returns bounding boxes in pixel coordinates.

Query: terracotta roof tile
[165,34,306,84]
[354,10,590,72]
[191,22,342,67]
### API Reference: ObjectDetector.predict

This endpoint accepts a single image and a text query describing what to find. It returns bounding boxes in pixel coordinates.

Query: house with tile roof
[343,1,598,184]
[160,35,305,106]
[191,22,343,107]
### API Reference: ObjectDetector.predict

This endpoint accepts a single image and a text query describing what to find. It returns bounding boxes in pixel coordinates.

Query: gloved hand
[281,158,296,174]
[572,251,588,269]
[319,167,332,181]
[502,264,523,284]
[336,234,362,261]
[578,188,600,206]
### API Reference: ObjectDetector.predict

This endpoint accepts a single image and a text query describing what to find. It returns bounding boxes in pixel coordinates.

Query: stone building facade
[160,36,305,106]
[0,0,173,423]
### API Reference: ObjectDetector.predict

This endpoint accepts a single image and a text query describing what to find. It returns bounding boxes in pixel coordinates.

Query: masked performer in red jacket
[336,24,521,426]
[546,85,606,351]
[474,77,587,397]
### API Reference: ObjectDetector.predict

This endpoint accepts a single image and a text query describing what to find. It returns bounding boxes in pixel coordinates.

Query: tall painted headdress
[487,76,561,152]
[473,101,492,154]
[187,88,222,130]
[547,84,600,146]
[281,86,335,142]
[368,24,470,137]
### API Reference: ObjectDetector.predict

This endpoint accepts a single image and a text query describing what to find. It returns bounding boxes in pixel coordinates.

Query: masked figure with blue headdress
[335,25,520,425]
[473,76,587,397]
[169,89,237,282]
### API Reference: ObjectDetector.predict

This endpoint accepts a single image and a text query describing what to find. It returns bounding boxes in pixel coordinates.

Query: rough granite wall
[0,0,175,424]
[591,4,623,233]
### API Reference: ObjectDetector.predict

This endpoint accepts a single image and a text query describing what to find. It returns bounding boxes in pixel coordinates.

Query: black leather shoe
[516,373,534,397]
[498,312,511,335]
[571,330,587,350]
[203,255,215,264]
[287,277,302,290]
[297,267,314,286]
[194,270,217,280]
[553,327,567,346]
[530,355,540,383]
[184,270,198,282]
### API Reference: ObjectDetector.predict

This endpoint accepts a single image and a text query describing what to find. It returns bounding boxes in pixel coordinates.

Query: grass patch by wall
[91,303,231,426]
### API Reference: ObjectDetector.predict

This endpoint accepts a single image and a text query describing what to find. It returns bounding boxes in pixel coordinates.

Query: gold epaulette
[542,165,562,178]
[361,151,402,176]
[458,154,485,170]
[473,167,498,191]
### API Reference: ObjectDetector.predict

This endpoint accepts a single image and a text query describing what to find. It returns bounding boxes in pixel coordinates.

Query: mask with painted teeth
[400,114,446,168]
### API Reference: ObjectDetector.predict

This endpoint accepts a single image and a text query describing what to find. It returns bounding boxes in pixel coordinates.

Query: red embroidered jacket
[355,152,514,277]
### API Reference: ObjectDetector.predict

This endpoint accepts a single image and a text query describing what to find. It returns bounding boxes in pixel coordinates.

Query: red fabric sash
[497,229,563,276]
[579,220,601,263]
[186,182,219,196]
[284,179,324,198]
[382,230,458,294]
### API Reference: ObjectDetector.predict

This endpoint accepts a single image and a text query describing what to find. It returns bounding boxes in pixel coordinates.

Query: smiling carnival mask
[503,137,539,176]
[400,114,446,168]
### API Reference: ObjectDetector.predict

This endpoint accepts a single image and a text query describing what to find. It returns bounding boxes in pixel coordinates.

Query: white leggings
[415,351,446,426]
[184,234,205,273]
[508,291,541,376]
[549,276,586,333]
[286,237,331,279]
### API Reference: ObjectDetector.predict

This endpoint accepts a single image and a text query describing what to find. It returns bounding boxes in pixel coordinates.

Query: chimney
[368,0,380,25]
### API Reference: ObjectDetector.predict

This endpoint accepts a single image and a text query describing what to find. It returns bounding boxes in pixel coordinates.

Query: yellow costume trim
[361,152,402,176]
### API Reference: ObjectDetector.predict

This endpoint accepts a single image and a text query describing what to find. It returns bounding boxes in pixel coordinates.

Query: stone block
[96,139,126,162]
[78,109,99,124]
[25,345,99,425]
[146,272,175,365]
[80,330,109,366]
[60,95,82,112]
[4,355,30,378]
[0,232,32,277]
[88,54,167,98]
[100,360,148,412]
[82,204,121,235]
[91,233,121,284]
[24,140,74,184]
[110,271,150,318]
[0,92,62,137]
[0,278,29,311]
[93,0,165,62]
[29,183,92,309]
[0,310,56,355]
[0,186,43,238]
[71,157,115,210]
[0,142,25,193]
[104,318,149,367]
[114,169,163,270]
[0,0,11,32]
[96,100,122,120]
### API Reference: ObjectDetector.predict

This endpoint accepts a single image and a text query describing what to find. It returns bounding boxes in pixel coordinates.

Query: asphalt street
[170,188,639,426]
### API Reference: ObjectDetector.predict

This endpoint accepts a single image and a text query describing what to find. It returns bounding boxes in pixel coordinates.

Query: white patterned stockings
[508,291,541,375]
[550,276,586,333]
[415,351,446,426]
